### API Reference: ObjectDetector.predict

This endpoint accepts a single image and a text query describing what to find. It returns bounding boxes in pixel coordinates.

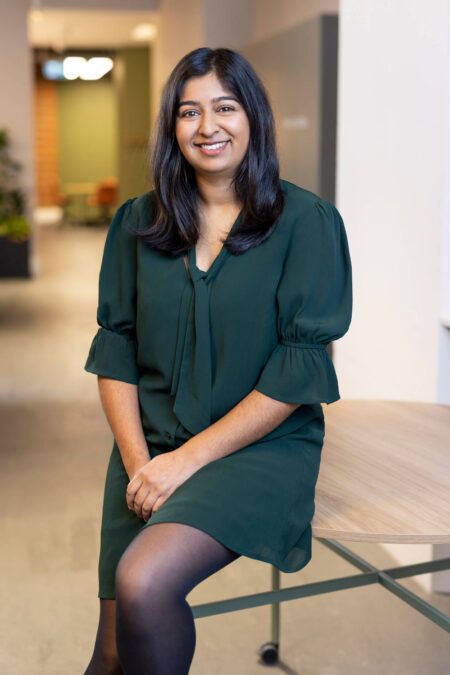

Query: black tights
[84,522,241,674]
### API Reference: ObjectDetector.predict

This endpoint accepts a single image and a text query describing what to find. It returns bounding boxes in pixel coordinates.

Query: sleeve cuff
[84,327,139,385]
[254,338,340,405]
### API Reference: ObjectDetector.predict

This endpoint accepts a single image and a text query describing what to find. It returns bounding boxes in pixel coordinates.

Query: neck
[195,173,239,209]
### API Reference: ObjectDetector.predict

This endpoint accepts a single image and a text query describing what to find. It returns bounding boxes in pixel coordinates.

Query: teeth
[200,141,227,150]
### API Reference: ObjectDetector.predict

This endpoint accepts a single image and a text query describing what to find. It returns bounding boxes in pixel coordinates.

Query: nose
[197,109,219,137]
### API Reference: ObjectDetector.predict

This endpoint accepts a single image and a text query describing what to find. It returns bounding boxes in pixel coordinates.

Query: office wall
[0,0,35,273]
[151,0,203,127]
[242,15,338,202]
[249,0,339,42]
[150,0,253,127]
[337,1,449,404]
[34,72,60,206]
[57,79,117,185]
[150,0,339,147]
[115,47,151,201]
[202,0,251,49]
[40,0,160,9]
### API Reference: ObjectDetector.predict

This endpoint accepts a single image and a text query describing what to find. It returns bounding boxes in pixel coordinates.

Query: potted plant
[0,128,32,277]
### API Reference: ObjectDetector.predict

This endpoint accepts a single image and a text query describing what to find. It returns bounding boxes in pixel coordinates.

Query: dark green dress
[84,178,352,599]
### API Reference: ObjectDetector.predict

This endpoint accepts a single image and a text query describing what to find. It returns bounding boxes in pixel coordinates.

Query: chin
[198,164,236,174]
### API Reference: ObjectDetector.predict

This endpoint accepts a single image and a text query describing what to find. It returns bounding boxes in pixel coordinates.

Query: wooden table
[315,400,450,543]
[189,400,450,664]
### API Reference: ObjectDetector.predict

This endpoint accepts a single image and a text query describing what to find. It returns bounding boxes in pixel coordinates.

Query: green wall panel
[58,78,117,185]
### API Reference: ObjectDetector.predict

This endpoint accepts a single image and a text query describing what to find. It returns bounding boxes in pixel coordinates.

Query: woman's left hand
[126,450,199,521]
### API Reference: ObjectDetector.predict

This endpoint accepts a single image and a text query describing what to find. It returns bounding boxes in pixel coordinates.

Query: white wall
[438,11,450,403]
[336,0,450,405]
[337,0,450,591]
[0,0,36,271]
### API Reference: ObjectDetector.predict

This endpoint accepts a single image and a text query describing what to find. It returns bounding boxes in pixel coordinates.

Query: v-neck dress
[84,178,353,599]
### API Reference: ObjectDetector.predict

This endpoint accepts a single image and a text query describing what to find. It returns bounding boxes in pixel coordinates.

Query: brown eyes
[179,106,235,118]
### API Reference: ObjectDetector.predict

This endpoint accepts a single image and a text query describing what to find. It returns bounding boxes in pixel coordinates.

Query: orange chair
[87,177,119,223]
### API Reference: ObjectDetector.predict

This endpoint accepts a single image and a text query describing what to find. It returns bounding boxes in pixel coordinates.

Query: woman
[84,47,352,674]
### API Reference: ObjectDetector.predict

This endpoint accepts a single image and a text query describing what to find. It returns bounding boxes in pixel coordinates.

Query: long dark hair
[130,47,284,256]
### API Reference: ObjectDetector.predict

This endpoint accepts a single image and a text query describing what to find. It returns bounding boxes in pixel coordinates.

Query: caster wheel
[258,641,279,665]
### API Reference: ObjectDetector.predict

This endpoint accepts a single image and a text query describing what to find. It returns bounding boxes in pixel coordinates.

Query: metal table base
[190,539,450,666]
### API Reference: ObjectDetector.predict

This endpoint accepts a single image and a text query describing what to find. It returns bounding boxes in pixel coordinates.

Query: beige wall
[0,0,35,272]
[249,0,339,42]
[40,0,159,9]
[150,0,252,128]
[150,0,203,128]
[203,0,251,49]
[0,0,35,210]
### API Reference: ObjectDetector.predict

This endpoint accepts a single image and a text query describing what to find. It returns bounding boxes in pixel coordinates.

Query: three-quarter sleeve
[254,198,353,405]
[84,197,140,385]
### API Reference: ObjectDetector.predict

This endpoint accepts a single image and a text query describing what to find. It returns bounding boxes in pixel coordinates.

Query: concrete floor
[0,222,449,674]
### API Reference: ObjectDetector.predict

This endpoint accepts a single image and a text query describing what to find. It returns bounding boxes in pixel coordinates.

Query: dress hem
[97,515,312,600]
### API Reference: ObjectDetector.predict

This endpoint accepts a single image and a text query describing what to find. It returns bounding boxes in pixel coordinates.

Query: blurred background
[0,1,449,673]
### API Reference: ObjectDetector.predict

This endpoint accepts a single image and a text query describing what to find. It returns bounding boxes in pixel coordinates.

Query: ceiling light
[131,23,156,41]
[42,60,65,80]
[63,56,86,80]
[60,56,113,81]
[80,57,113,80]
[29,10,44,22]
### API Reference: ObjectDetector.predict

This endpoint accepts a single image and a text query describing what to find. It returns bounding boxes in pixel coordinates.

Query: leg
[115,522,241,674]
[84,599,123,675]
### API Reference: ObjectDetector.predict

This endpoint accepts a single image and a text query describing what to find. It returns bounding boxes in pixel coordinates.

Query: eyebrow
[176,95,240,109]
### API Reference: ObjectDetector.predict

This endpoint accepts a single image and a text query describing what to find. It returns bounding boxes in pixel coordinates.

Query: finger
[151,495,166,515]
[141,497,155,522]
[126,476,143,510]
[133,494,146,518]
[133,487,151,519]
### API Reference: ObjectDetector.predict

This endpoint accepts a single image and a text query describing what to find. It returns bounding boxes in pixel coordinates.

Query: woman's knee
[116,556,149,606]
[115,542,171,612]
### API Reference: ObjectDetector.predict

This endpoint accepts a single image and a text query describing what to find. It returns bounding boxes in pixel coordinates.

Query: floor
[0,221,449,674]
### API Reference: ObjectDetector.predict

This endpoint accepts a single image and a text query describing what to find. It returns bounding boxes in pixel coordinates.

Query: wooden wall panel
[34,67,60,206]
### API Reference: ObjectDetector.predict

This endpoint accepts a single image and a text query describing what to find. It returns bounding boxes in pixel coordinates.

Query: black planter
[0,236,31,278]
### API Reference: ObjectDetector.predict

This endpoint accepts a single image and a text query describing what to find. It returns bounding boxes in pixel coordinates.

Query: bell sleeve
[84,197,140,385]
[254,198,353,405]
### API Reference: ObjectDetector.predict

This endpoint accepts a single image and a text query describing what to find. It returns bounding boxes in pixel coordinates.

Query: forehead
[178,72,235,101]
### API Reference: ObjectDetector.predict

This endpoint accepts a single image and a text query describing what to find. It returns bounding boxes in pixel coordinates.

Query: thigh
[115,522,241,599]
[98,441,146,599]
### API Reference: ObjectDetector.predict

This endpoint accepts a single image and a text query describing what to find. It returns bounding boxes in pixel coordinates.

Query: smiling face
[175,71,250,181]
